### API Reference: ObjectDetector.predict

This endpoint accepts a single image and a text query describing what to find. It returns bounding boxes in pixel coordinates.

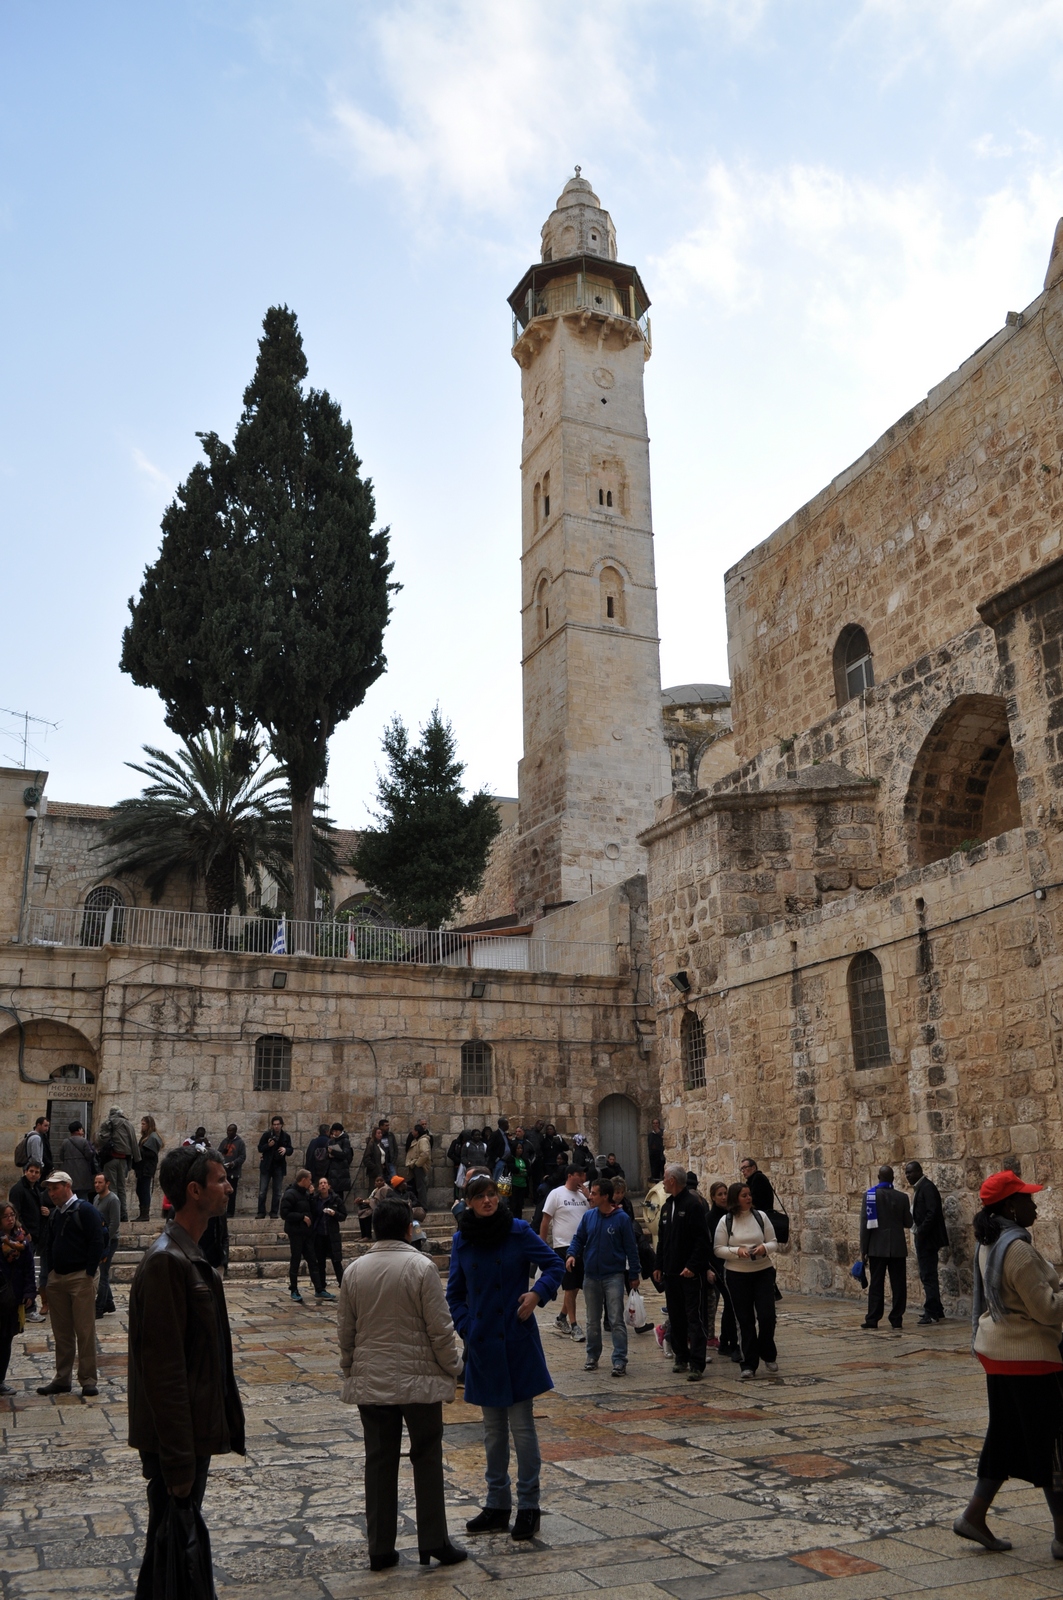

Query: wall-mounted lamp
[470,980,487,998]
[272,971,287,989]
[668,971,691,994]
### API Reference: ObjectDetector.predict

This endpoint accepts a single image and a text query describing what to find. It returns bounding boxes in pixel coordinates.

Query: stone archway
[904,694,1021,866]
[0,1020,99,1163]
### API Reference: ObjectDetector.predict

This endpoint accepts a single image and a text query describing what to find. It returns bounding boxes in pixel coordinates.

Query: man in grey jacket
[859,1165,913,1335]
[93,1171,121,1317]
[98,1106,139,1222]
[60,1121,97,1200]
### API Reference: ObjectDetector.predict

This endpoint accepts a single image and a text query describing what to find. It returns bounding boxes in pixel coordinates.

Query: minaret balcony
[508,254,651,353]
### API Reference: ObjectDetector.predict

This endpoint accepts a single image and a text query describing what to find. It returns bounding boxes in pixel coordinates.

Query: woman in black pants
[714,1182,778,1379]
[707,1180,738,1359]
[0,1203,35,1395]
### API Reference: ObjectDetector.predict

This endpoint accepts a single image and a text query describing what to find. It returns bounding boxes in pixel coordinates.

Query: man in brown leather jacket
[128,1144,245,1598]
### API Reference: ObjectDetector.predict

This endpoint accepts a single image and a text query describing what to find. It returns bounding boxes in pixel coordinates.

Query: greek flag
[271,917,287,956]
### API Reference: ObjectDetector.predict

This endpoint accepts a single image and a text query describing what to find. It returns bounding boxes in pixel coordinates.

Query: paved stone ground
[4,1278,1063,1599]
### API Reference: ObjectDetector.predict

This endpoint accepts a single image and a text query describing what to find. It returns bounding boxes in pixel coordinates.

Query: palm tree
[96,727,336,920]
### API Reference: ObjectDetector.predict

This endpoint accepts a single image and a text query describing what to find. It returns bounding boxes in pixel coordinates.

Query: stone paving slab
[5,1282,1063,1597]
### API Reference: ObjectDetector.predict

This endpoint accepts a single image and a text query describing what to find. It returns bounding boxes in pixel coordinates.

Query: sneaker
[765,1360,779,1372]
[917,1315,935,1326]
[583,1360,599,1372]
[290,1290,303,1303]
[27,1311,45,1323]
[672,1361,689,1374]
[555,1310,569,1328]
[80,1385,99,1397]
[315,1290,337,1301]
[654,1324,666,1349]
[740,1368,755,1381]
[611,1365,627,1378]
[570,1322,585,1343]
[890,1326,903,1338]
[687,1369,704,1383]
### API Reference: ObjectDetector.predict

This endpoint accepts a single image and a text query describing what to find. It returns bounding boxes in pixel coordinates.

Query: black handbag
[769,1203,790,1246]
[152,1494,214,1599]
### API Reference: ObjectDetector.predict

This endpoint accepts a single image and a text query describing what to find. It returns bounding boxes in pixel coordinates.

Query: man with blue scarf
[858,1164,913,1335]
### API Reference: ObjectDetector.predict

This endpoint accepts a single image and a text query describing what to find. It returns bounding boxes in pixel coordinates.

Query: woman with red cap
[954,1168,1063,1556]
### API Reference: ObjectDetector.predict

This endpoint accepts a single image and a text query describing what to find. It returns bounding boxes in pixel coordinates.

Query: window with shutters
[847,952,891,1070]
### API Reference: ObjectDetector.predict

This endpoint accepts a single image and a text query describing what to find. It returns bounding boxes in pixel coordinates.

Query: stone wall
[725,270,1063,763]
[0,941,659,1199]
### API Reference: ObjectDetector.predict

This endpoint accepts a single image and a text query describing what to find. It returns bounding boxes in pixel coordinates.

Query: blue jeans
[583,1273,628,1369]
[481,1398,540,1510]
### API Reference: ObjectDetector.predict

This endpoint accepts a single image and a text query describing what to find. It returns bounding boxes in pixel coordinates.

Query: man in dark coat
[256,1116,293,1218]
[326,1123,353,1196]
[218,1125,246,1218]
[313,1177,347,1286]
[647,1118,665,1183]
[10,1161,50,1319]
[280,1169,332,1302]
[128,1144,245,1599]
[59,1121,97,1199]
[859,1164,913,1334]
[904,1160,949,1324]
[652,1163,712,1379]
[486,1118,511,1178]
[305,1124,332,1182]
[740,1157,776,1214]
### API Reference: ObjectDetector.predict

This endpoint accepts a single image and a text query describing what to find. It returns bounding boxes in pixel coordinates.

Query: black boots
[511,1509,541,1541]
[418,1543,467,1566]
[466,1507,511,1532]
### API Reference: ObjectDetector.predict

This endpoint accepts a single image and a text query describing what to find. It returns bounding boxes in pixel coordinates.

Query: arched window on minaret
[542,471,551,520]
[600,566,626,627]
[533,481,541,533]
[536,576,551,639]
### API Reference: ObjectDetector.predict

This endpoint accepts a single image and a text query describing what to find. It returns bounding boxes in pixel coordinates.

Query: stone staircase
[110,1213,458,1284]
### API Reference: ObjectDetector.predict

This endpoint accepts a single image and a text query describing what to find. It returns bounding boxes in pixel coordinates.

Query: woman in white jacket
[714,1181,779,1380]
[337,1196,466,1572]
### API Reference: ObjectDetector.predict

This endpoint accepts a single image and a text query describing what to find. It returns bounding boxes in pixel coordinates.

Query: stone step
[111,1243,452,1284]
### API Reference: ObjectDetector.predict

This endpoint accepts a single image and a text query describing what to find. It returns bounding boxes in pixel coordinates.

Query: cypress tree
[352,710,502,928]
[121,306,396,924]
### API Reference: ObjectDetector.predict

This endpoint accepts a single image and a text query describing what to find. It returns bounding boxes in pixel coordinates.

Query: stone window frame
[254,1034,292,1093]
[460,1039,492,1097]
[680,1010,707,1091]
[847,951,891,1071]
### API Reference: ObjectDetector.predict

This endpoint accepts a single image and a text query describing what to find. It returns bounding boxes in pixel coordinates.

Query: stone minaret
[508,171,666,917]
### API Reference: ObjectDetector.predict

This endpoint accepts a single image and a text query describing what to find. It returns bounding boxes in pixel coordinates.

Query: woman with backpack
[714,1181,779,1380]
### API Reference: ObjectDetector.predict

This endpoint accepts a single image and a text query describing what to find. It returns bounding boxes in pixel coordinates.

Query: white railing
[21,904,618,977]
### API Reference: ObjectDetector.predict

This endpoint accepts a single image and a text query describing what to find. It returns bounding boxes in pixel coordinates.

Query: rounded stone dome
[556,171,600,209]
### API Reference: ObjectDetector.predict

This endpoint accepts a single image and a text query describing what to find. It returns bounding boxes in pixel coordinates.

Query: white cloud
[328,0,646,214]
[653,159,1063,398]
[131,447,175,499]
[854,0,1063,73]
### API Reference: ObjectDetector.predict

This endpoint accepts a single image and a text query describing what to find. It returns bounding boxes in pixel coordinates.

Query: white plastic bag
[625,1289,647,1328]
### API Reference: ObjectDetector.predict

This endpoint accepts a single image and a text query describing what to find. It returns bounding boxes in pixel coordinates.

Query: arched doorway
[904,694,1021,865]
[598,1093,640,1188]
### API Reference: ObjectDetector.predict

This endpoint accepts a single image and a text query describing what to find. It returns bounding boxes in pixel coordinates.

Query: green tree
[96,727,337,923]
[120,305,396,923]
[352,709,502,927]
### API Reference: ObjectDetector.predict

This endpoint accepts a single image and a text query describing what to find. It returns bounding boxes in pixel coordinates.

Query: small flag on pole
[271,916,287,956]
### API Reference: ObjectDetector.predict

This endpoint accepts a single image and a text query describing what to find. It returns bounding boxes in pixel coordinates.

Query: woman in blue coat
[447,1171,563,1542]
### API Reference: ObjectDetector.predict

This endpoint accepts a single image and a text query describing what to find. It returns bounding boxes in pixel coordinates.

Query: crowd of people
[5,1106,1063,1583]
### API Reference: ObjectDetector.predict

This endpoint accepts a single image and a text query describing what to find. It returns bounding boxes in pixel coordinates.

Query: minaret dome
[541,166,617,262]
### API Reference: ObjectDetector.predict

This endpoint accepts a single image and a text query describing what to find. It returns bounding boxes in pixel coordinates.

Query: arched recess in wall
[599,565,626,627]
[833,624,874,706]
[847,952,891,1070]
[903,694,1021,866]
[534,572,552,638]
[598,1093,640,1187]
[0,1020,99,1136]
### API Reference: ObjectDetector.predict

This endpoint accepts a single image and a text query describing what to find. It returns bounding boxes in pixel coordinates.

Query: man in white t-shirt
[540,1167,589,1341]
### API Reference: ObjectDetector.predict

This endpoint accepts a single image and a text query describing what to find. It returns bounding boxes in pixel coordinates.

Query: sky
[2,0,1062,823]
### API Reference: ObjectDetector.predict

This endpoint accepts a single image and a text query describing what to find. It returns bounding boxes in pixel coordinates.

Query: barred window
[681,1011,706,1091]
[80,884,126,947]
[460,1040,492,1097]
[254,1034,291,1092]
[848,952,891,1070]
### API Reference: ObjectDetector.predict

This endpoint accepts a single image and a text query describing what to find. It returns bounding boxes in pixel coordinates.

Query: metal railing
[21,904,618,977]
[513,275,651,349]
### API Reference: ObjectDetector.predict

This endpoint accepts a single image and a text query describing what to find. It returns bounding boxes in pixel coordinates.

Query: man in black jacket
[648,1119,665,1183]
[326,1123,353,1197]
[10,1162,50,1320]
[36,1170,105,1398]
[256,1116,293,1218]
[904,1160,948,1324]
[740,1157,776,1214]
[313,1177,347,1286]
[859,1165,913,1334]
[653,1163,712,1380]
[219,1125,246,1218]
[280,1169,332,1303]
[128,1144,245,1599]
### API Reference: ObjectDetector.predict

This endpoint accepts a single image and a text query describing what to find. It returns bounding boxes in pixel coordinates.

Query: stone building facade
[643,221,1063,1303]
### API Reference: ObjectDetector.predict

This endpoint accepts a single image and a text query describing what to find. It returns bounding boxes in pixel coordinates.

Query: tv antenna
[0,706,60,770]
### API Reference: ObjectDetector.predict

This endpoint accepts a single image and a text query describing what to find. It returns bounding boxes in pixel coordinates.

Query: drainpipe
[15,784,41,943]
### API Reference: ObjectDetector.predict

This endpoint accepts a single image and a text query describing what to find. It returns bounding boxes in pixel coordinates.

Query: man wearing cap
[36,1170,106,1398]
[859,1164,913,1335]
[905,1160,949,1325]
